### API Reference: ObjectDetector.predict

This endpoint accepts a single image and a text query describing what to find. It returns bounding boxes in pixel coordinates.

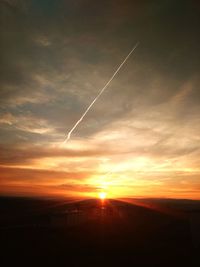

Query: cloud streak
[63,42,139,143]
[0,1,200,199]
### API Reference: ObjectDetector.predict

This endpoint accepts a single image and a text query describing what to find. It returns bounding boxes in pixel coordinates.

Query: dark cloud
[0,144,117,165]
[0,166,91,184]
[58,183,99,193]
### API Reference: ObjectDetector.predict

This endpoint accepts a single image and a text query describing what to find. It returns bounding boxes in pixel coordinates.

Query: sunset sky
[0,0,200,199]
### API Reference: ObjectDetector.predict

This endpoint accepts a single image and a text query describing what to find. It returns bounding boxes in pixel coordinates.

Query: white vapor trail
[63,42,139,144]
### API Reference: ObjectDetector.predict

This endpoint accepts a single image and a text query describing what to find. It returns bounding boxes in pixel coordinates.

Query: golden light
[99,192,107,200]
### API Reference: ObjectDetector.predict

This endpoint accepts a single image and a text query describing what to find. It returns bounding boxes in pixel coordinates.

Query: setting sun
[99,192,107,200]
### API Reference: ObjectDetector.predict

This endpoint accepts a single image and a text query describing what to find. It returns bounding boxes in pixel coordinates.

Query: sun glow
[99,192,107,200]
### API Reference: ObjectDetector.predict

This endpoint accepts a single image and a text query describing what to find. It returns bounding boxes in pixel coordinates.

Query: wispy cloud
[0,0,200,198]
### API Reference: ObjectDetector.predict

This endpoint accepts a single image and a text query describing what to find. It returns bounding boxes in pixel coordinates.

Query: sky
[0,0,200,199]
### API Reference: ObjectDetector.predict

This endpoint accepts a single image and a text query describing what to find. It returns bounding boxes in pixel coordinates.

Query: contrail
[63,42,139,144]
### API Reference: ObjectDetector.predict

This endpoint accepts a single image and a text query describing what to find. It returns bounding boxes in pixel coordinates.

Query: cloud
[0,166,92,185]
[0,0,200,198]
[0,143,117,164]
[58,183,99,193]
[0,112,54,134]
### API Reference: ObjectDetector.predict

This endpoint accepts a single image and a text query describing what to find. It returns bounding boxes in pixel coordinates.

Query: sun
[99,192,107,200]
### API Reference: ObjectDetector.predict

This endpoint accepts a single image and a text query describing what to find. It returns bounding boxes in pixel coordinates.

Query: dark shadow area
[0,197,199,266]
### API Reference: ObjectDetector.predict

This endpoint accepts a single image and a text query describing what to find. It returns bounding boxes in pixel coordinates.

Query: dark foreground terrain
[0,197,200,267]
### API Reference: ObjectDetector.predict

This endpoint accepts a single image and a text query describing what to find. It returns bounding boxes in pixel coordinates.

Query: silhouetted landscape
[1,197,200,266]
